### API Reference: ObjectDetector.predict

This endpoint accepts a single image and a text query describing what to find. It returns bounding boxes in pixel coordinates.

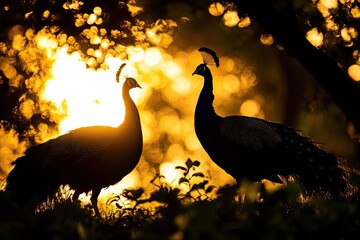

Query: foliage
[1,158,359,240]
[1,1,360,239]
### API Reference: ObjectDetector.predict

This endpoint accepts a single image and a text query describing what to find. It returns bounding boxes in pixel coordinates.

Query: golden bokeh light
[163,60,183,78]
[340,27,358,43]
[0,128,28,188]
[348,64,360,81]
[93,6,102,16]
[240,67,258,89]
[306,28,324,48]
[0,20,261,210]
[220,57,236,73]
[160,161,184,187]
[317,0,338,17]
[223,10,240,27]
[63,0,83,11]
[351,6,360,18]
[222,74,240,94]
[325,18,339,31]
[19,99,35,120]
[260,34,274,46]
[145,19,176,48]
[319,0,338,9]
[239,99,262,117]
[208,2,225,17]
[0,59,17,80]
[143,47,163,67]
[24,41,226,204]
[238,17,251,28]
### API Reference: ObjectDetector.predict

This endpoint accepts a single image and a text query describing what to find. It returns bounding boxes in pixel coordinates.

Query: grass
[0,158,359,240]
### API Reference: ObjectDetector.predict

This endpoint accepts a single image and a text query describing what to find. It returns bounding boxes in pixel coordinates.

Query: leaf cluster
[1,158,360,239]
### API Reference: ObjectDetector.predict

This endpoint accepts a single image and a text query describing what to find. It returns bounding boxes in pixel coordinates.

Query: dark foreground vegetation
[1,159,360,240]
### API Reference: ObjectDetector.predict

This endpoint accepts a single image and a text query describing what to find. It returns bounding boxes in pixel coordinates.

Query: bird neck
[195,72,219,125]
[102,87,142,172]
[121,88,141,129]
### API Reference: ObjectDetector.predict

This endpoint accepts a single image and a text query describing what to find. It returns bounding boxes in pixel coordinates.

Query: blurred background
[0,0,359,209]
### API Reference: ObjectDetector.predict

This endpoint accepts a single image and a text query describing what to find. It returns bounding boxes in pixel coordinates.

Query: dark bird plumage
[192,47,357,200]
[6,63,143,214]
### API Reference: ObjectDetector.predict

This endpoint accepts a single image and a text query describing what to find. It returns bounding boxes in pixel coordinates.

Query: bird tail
[6,156,51,206]
[299,148,357,200]
[274,123,357,200]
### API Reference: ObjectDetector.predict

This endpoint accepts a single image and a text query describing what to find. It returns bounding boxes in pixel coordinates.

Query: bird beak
[136,83,142,89]
[192,69,199,76]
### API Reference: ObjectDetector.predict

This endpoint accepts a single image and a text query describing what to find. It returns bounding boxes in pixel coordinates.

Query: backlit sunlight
[1,20,261,213]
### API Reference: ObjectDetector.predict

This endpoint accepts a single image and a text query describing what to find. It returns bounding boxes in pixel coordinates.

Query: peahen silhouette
[6,63,143,214]
[192,47,356,200]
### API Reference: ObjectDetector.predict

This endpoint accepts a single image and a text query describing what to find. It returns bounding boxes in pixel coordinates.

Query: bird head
[192,47,220,77]
[192,63,210,76]
[124,77,142,90]
[116,63,141,90]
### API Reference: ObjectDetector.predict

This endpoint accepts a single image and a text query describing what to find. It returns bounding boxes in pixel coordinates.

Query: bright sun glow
[30,39,222,204]
[1,28,247,208]
[42,46,142,134]
[160,161,182,186]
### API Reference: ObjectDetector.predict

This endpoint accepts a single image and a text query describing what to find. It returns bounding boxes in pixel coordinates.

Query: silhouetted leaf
[205,185,216,193]
[179,177,189,184]
[122,188,144,200]
[175,166,187,171]
[150,174,161,183]
[149,188,181,203]
[190,180,209,192]
[193,160,201,166]
[186,158,193,168]
[191,172,205,178]
[190,184,199,192]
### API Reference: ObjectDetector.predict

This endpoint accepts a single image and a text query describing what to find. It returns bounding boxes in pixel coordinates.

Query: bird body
[194,64,286,183]
[6,65,143,213]
[192,48,355,199]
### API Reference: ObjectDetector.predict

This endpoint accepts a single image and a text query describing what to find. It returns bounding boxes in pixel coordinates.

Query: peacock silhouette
[192,47,357,200]
[6,63,143,214]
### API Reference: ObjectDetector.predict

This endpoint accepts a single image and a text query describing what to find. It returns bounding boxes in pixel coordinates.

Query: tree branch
[232,0,360,136]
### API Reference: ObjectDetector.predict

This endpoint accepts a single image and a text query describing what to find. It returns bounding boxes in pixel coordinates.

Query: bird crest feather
[116,63,127,83]
[198,47,220,67]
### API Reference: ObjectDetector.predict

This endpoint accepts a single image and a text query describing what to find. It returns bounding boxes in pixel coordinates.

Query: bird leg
[90,189,101,217]
[72,191,80,203]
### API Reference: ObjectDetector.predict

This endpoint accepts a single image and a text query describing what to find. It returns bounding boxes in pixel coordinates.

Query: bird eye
[126,78,137,87]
